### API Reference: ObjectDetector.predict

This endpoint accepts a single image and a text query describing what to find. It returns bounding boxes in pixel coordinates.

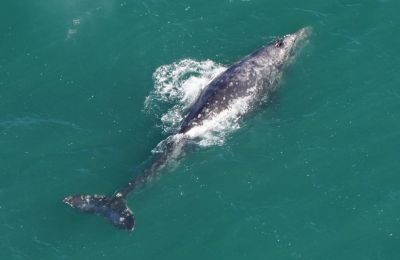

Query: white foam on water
[145,59,226,131]
[145,59,256,147]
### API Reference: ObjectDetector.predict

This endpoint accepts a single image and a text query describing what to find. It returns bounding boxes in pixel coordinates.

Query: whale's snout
[296,26,312,40]
[273,26,311,65]
[283,27,312,50]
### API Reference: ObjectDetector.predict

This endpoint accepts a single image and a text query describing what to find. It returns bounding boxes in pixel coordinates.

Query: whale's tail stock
[63,137,187,231]
[63,193,135,231]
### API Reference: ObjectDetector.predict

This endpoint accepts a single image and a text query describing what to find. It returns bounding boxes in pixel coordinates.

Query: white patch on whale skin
[184,95,253,146]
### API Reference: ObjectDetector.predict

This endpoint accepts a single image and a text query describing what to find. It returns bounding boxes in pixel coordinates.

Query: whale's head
[260,27,311,68]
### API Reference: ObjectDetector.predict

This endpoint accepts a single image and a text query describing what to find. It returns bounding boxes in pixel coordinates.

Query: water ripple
[0,116,82,131]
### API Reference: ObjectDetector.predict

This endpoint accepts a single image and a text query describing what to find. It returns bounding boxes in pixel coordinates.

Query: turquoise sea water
[1,0,400,259]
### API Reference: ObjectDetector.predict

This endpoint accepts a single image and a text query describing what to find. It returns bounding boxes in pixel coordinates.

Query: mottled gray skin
[63,28,310,231]
[180,27,310,133]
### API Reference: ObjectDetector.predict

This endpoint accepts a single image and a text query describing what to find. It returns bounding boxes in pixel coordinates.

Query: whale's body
[64,28,311,231]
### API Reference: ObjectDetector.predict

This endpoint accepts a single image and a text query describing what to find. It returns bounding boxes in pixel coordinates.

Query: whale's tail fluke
[63,194,135,231]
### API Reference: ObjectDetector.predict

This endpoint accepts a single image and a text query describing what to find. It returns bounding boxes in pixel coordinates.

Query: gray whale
[63,27,311,231]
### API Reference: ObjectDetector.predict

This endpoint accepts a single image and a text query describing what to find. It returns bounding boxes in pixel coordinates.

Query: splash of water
[145,59,226,132]
[145,59,256,147]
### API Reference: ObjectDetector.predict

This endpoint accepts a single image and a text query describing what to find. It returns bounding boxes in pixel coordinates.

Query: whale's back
[179,46,279,133]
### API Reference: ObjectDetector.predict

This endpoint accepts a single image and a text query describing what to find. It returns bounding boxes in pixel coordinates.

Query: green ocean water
[1,0,400,259]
